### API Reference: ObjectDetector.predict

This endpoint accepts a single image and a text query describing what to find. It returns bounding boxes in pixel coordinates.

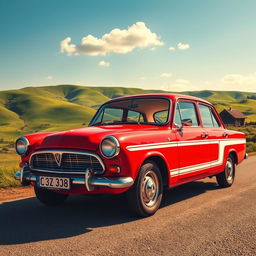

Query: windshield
[90,97,171,126]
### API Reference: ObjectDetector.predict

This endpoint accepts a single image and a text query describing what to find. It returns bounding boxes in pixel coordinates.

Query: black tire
[34,186,68,206]
[216,155,235,188]
[127,161,163,217]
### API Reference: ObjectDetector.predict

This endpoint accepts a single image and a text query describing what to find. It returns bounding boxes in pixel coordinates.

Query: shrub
[1,147,9,153]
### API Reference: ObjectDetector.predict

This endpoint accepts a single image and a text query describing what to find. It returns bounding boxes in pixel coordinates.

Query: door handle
[223,132,229,138]
[201,132,209,139]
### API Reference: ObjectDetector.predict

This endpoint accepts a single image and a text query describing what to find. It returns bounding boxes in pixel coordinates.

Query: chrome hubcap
[141,170,159,207]
[225,160,233,182]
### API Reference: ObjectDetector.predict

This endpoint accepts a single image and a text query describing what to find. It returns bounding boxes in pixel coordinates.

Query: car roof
[106,93,212,105]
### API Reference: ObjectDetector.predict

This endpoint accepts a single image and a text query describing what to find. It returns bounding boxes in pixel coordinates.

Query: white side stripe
[127,141,178,151]
[127,139,245,151]
[126,138,246,177]
[169,139,246,177]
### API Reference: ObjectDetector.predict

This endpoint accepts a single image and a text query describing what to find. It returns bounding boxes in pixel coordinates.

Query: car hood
[37,125,162,151]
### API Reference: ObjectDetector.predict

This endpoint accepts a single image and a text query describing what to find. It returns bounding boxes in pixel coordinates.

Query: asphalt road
[0,156,255,256]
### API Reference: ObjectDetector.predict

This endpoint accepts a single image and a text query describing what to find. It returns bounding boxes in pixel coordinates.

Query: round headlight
[15,137,30,155]
[100,136,120,159]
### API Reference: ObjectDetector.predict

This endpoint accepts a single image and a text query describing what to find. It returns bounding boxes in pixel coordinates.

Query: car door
[173,100,211,179]
[198,103,226,171]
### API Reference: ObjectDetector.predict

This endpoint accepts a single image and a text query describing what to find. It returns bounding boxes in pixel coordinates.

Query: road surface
[0,156,255,256]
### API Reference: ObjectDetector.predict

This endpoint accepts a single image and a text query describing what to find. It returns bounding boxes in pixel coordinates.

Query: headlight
[100,136,120,159]
[15,137,30,155]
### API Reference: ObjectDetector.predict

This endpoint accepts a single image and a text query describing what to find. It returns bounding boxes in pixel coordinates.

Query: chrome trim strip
[14,170,134,189]
[29,150,105,174]
[27,168,90,175]
[20,165,24,183]
[85,169,94,191]
[90,176,134,188]
[14,171,21,180]
[15,169,36,182]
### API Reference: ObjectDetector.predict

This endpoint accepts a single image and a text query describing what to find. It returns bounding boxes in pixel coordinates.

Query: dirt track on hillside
[0,157,255,256]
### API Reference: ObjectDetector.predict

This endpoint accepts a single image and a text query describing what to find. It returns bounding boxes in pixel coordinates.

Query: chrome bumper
[14,167,134,191]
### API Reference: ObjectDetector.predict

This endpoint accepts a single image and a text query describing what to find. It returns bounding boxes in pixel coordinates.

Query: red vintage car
[15,94,247,217]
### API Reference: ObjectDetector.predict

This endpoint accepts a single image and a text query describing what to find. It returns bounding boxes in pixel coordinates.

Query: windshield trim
[89,96,172,127]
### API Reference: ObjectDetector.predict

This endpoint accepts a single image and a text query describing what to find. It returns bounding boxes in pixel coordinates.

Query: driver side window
[174,101,199,127]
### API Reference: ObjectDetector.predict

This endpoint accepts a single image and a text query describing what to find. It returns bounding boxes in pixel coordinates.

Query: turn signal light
[108,166,121,174]
[19,162,27,167]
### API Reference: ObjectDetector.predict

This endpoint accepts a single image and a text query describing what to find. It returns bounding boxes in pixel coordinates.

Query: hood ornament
[54,153,62,167]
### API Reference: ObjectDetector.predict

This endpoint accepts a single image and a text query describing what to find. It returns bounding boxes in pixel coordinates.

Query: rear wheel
[216,155,235,188]
[127,161,163,217]
[34,186,68,206]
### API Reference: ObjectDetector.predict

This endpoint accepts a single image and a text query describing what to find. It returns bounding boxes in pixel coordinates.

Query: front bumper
[14,167,134,192]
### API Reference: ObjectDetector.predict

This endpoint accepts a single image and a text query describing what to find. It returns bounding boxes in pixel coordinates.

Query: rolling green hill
[0,84,256,188]
[0,84,256,140]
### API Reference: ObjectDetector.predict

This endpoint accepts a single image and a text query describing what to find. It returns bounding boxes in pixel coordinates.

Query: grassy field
[0,152,20,188]
[229,126,256,152]
[0,84,255,188]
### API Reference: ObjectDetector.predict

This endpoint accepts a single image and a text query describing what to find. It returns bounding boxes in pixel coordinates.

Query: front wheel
[127,161,163,217]
[216,155,235,188]
[34,186,69,206]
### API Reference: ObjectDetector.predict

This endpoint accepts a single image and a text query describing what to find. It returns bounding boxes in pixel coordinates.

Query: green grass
[0,152,20,188]
[229,125,256,153]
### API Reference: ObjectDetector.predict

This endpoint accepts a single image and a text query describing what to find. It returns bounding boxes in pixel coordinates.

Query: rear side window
[176,101,199,126]
[199,105,213,127]
[127,110,144,122]
[95,108,123,124]
[199,104,220,127]
[154,110,169,124]
[211,109,221,127]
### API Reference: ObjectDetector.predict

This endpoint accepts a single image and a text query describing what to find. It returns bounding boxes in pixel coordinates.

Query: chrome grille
[30,151,104,174]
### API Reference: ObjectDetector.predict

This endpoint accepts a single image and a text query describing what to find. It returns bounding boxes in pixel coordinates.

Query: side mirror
[181,119,193,127]
[173,123,183,130]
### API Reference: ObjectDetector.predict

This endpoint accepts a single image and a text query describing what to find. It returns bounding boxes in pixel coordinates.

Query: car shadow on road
[0,180,219,245]
[162,180,219,207]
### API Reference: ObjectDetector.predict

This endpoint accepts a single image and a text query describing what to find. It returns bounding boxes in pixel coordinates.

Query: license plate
[38,176,70,190]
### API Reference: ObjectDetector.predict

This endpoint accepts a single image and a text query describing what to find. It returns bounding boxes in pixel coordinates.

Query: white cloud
[139,76,146,80]
[98,60,110,67]
[162,79,196,91]
[175,79,190,84]
[160,72,172,78]
[61,22,164,56]
[222,74,246,84]
[169,46,175,51]
[46,76,53,80]
[150,47,156,51]
[221,73,256,91]
[177,42,190,50]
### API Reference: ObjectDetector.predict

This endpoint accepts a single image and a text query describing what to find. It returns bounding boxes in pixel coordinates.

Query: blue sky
[0,0,256,92]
